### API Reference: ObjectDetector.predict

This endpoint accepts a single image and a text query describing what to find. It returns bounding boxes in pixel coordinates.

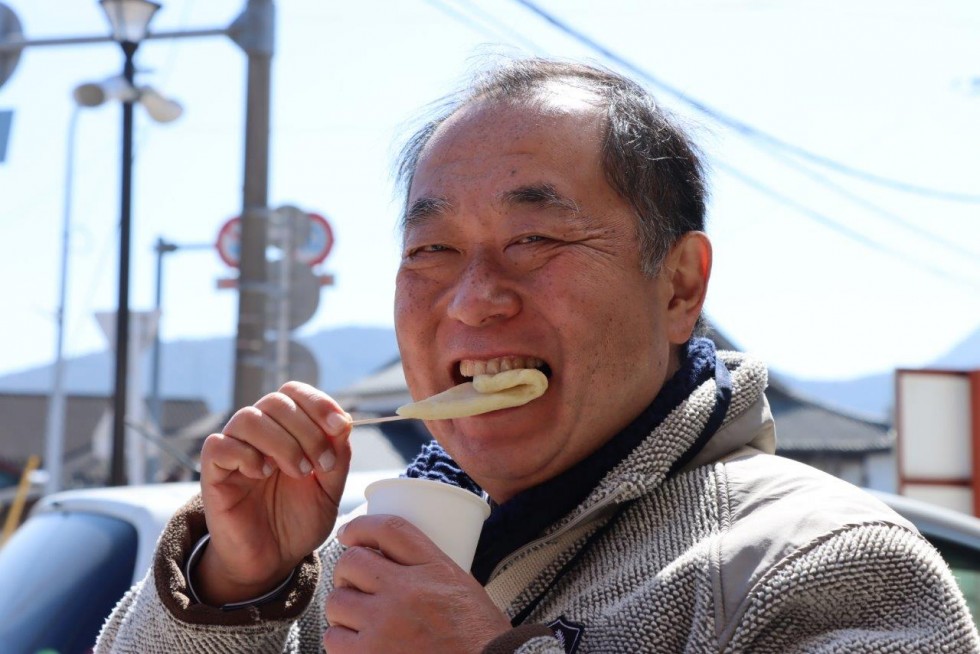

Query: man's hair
[395,58,708,276]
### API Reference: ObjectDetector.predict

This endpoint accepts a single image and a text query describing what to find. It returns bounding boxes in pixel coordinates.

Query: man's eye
[515,235,547,245]
[407,244,451,257]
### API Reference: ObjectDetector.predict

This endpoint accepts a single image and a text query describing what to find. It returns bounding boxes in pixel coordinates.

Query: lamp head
[98,0,161,43]
[73,76,139,107]
[73,77,181,124]
[73,83,108,107]
[138,86,183,123]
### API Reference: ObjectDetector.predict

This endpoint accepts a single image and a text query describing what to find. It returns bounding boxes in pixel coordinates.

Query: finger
[279,381,352,437]
[324,586,374,632]
[253,389,335,473]
[322,624,360,654]
[333,545,392,595]
[336,514,446,567]
[200,432,273,484]
[222,405,311,478]
[275,381,353,472]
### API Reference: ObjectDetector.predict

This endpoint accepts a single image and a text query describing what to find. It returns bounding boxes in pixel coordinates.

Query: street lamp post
[1,0,278,486]
[63,76,182,489]
[149,237,211,427]
[149,237,177,433]
[98,0,161,486]
[42,105,81,496]
[146,237,210,482]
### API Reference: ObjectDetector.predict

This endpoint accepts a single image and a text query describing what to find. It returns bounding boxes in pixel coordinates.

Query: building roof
[706,326,892,453]
[765,387,892,453]
[0,393,214,483]
[337,357,408,414]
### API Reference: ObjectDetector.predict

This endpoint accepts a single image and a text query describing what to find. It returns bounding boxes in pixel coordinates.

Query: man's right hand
[193,381,353,606]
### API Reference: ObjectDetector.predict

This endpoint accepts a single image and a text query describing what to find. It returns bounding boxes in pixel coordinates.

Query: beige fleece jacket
[95,352,980,653]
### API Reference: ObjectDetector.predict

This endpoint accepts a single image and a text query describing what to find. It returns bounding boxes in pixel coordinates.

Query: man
[96,59,979,653]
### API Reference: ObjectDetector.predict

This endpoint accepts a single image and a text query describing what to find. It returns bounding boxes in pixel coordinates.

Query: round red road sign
[215,216,242,267]
[215,211,334,268]
[300,213,334,265]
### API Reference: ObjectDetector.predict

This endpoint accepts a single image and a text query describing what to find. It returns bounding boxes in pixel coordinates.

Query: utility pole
[231,0,275,410]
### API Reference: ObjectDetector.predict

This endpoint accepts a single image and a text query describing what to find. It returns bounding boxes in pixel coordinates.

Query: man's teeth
[459,356,544,378]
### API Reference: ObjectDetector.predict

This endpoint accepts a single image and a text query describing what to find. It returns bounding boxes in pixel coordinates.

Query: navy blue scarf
[404,337,730,584]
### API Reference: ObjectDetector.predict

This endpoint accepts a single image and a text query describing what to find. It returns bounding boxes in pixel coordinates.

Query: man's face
[394,93,678,502]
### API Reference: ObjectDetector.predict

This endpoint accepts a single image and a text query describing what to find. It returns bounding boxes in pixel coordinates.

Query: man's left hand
[324,514,512,653]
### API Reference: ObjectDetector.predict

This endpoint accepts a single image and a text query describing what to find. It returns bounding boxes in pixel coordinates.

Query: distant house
[336,328,896,492]
[761,377,894,489]
[707,329,896,491]
[0,393,219,490]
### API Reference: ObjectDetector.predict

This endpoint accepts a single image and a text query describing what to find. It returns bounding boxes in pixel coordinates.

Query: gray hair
[395,58,709,276]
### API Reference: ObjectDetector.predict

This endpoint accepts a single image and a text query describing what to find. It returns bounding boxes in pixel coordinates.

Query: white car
[0,470,395,654]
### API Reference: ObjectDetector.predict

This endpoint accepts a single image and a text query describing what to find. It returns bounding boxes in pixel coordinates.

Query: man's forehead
[403,82,606,229]
[426,82,604,149]
[413,98,603,178]
[528,77,604,113]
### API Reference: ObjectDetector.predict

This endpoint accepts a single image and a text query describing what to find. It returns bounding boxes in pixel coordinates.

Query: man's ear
[663,232,712,345]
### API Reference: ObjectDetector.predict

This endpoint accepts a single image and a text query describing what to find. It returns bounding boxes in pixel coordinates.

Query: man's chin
[437,414,556,472]
[439,403,547,440]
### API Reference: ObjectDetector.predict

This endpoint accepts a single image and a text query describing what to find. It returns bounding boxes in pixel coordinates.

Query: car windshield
[0,510,137,654]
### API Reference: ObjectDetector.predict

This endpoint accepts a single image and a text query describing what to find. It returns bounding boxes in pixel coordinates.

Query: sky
[0,0,978,384]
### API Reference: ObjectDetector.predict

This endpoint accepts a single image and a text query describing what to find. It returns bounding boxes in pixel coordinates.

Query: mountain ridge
[0,325,399,413]
[1,324,977,420]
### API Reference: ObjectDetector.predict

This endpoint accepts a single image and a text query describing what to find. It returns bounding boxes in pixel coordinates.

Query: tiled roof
[707,327,891,453]
[765,385,892,453]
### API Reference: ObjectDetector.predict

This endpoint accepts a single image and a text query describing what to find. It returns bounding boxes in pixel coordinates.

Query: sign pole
[232,0,275,410]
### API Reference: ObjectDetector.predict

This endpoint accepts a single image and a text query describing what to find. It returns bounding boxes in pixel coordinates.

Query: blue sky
[0,0,978,382]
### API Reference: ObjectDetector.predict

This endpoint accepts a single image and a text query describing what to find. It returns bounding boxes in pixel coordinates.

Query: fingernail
[299,459,313,475]
[318,449,336,472]
[326,412,349,434]
[262,462,274,477]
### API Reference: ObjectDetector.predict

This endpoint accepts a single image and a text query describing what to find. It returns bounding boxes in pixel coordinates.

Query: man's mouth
[454,356,552,384]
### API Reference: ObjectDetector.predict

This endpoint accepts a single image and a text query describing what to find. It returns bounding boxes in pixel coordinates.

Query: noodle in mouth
[395,368,548,420]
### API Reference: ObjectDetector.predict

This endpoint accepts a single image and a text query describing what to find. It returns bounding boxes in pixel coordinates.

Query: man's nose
[446,254,521,327]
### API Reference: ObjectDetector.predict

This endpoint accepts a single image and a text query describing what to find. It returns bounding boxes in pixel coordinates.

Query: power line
[450,0,545,54]
[749,140,980,265]
[714,160,980,291]
[510,0,980,204]
[419,0,543,54]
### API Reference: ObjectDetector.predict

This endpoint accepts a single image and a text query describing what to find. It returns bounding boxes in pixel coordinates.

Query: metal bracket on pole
[0,0,230,92]
[0,27,230,54]
[228,0,275,56]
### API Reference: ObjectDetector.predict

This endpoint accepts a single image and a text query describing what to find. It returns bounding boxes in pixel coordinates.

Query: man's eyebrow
[501,184,581,214]
[404,196,454,228]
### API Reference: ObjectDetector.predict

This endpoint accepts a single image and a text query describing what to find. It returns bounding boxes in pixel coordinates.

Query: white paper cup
[364,477,490,570]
